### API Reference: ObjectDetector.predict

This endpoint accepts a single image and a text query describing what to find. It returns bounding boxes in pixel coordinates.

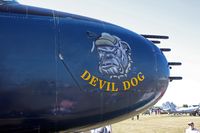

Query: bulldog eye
[98,50,103,54]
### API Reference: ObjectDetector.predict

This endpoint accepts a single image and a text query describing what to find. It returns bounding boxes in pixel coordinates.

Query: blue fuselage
[0,2,169,132]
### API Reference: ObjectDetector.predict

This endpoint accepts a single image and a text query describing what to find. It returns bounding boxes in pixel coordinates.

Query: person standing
[185,122,200,133]
[91,125,112,133]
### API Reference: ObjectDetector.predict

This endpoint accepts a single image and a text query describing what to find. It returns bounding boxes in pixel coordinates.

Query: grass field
[112,115,200,133]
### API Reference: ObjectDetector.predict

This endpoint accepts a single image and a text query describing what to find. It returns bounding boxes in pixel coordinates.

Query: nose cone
[122,37,170,116]
[47,16,171,131]
[152,43,170,101]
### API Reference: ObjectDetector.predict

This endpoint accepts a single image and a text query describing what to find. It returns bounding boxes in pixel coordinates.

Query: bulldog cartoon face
[91,33,132,79]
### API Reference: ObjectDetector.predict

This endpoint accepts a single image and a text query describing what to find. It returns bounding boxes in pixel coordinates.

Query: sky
[18,0,200,106]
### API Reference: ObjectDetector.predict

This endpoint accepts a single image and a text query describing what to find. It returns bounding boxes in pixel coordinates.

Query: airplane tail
[162,102,177,112]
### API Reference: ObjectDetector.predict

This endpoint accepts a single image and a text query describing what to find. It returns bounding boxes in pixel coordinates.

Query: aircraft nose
[152,43,170,97]
[154,45,170,80]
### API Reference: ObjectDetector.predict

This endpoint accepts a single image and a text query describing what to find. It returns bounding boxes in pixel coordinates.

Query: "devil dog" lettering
[81,70,145,92]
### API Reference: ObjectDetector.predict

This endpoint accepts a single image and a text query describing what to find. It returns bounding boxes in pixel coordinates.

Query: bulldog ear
[91,42,95,52]
[120,41,131,52]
